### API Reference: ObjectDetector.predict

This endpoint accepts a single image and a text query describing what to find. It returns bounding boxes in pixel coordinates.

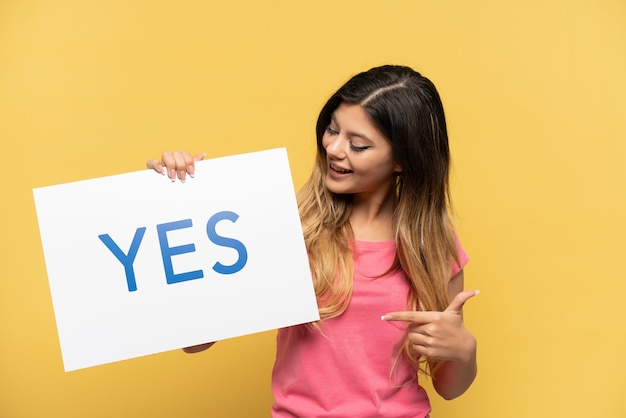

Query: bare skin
[146,151,205,182]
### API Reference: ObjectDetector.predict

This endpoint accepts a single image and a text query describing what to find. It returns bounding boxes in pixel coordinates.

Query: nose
[325,135,346,160]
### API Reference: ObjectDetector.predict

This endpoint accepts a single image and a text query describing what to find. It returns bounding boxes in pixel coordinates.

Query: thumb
[445,289,480,313]
[194,152,207,162]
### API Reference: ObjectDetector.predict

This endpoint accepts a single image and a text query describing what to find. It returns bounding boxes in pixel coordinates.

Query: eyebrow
[330,114,374,143]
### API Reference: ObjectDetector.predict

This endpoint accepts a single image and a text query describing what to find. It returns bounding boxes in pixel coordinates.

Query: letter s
[206,211,248,275]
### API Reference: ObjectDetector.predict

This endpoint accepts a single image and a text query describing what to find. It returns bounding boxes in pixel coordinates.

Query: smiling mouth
[330,164,353,174]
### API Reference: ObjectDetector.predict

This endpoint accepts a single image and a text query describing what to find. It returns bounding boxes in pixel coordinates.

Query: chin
[325,187,343,196]
[324,179,345,195]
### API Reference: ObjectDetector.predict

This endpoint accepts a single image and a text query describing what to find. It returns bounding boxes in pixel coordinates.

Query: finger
[187,152,206,177]
[146,159,165,175]
[171,151,192,182]
[445,289,480,313]
[407,331,432,350]
[381,311,437,324]
[382,290,480,323]
[160,151,178,181]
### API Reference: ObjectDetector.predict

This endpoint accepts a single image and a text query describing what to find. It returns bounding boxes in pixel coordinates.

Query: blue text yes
[98,211,248,292]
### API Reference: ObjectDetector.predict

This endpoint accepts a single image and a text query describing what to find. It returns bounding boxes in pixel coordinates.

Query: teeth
[331,164,350,173]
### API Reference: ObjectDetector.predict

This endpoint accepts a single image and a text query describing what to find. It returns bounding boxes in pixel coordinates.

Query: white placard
[33,148,319,371]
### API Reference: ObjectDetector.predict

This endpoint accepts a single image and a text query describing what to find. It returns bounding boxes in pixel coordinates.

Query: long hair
[297,65,460,377]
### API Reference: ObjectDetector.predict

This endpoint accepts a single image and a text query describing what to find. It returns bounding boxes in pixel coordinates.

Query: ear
[393,163,402,173]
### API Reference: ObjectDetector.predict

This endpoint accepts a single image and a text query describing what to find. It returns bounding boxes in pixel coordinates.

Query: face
[322,103,401,201]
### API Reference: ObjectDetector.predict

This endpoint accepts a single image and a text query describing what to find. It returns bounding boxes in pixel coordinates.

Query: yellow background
[1,1,625,417]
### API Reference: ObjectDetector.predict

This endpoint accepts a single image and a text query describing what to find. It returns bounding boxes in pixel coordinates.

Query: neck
[349,185,396,241]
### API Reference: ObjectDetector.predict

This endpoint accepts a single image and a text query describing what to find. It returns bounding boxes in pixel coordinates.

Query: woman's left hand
[381,289,478,363]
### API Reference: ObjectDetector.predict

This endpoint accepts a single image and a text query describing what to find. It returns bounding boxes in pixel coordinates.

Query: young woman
[147,65,478,417]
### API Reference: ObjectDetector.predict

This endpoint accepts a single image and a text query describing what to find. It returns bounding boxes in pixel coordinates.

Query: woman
[147,64,478,417]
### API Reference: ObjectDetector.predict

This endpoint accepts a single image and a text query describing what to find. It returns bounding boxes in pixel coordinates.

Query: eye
[326,126,339,135]
[350,143,371,152]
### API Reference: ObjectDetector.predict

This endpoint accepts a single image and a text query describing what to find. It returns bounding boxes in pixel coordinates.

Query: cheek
[361,162,399,183]
[321,132,331,150]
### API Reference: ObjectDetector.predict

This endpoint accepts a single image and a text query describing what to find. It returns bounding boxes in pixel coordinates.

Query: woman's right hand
[146,151,206,182]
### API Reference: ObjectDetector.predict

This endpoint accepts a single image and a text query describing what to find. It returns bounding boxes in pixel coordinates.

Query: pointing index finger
[381,289,480,322]
[381,311,432,323]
